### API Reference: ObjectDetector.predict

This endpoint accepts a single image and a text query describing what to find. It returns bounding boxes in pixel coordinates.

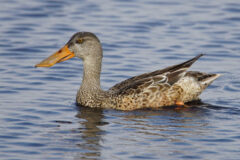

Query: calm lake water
[0,0,240,159]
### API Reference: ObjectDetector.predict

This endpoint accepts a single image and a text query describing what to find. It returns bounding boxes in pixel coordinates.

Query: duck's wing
[109,54,204,94]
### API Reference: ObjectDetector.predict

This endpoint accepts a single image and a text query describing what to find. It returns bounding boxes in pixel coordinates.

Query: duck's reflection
[72,101,228,159]
[74,106,106,160]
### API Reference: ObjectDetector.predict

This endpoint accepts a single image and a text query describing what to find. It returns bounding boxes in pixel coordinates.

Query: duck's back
[107,54,220,110]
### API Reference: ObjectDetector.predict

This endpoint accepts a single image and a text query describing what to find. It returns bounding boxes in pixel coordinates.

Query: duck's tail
[186,71,221,89]
[200,73,221,89]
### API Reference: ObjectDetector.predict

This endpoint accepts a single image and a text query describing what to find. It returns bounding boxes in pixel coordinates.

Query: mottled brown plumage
[35,32,221,110]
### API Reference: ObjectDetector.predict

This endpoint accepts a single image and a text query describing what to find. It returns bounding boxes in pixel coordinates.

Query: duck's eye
[76,38,84,44]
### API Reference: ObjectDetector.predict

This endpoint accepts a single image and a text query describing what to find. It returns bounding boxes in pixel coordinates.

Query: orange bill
[35,45,75,67]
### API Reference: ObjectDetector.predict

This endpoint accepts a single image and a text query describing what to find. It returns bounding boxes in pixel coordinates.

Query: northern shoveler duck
[35,32,221,110]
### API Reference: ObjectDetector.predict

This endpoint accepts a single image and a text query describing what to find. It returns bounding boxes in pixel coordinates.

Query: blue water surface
[0,0,240,159]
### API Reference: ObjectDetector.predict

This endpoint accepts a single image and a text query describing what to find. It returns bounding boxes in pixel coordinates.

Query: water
[0,0,240,159]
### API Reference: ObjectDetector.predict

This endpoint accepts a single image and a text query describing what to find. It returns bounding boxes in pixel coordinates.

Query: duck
[35,32,221,110]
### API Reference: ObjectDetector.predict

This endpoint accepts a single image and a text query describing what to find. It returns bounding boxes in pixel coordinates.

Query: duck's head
[35,32,102,67]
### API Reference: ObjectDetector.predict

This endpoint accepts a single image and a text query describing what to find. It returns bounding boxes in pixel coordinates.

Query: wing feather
[109,54,204,95]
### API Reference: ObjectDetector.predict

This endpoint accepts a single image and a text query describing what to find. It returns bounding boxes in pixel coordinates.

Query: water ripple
[0,0,240,160]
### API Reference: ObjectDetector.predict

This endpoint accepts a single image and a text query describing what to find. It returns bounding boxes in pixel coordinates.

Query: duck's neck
[81,57,102,92]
